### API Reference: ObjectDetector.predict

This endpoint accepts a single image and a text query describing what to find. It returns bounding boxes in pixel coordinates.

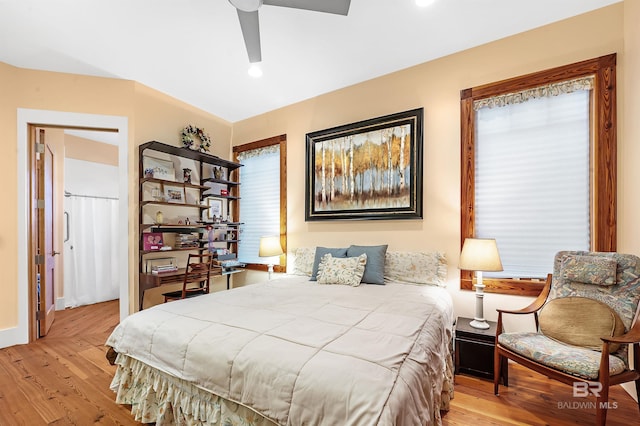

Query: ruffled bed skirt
[111,352,454,425]
[440,351,455,413]
[110,353,277,426]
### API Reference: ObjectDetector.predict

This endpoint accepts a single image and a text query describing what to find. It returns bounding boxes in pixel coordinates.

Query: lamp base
[267,264,274,280]
[469,319,490,329]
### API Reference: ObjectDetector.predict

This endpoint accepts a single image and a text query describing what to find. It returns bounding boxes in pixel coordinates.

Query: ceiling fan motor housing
[229,0,263,12]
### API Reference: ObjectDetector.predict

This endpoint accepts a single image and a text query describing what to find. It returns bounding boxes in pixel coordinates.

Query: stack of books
[175,233,199,249]
[151,264,179,274]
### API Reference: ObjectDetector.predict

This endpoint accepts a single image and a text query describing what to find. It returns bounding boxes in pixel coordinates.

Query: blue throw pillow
[310,247,348,280]
[346,245,388,284]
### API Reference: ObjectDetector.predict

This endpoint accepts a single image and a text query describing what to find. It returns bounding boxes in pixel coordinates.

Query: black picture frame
[305,108,423,221]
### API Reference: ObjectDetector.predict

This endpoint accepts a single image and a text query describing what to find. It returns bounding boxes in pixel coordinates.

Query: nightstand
[455,316,508,384]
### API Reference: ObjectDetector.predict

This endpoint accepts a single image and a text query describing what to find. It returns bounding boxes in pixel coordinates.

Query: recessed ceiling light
[416,0,436,7]
[248,64,263,78]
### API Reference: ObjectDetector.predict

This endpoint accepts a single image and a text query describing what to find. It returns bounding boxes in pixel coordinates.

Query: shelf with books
[141,200,209,209]
[138,140,243,309]
[201,177,240,187]
[141,176,209,190]
[140,224,205,233]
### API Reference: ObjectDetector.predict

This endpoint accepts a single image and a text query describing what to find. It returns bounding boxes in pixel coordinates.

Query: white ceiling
[0,0,620,123]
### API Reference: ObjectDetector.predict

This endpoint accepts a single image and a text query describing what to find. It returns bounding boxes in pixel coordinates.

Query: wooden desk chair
[494,251,640,425]
[163,253,214,302]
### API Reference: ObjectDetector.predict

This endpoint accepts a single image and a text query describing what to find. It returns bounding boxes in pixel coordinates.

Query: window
[460,54,616,296]
[233,135,287,271]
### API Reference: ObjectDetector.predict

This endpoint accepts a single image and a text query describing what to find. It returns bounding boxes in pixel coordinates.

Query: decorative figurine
[155,211,163,224]
[213,166,223,180]
[183,168,192,183]
[207,225,215,251]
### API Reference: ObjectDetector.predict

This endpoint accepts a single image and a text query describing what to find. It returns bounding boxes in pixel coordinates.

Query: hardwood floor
[0,301,138,425]
[446,369,638,426]
[0,301,637,425]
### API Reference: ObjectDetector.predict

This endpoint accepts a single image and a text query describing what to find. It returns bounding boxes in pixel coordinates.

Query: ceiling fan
[228,0,352,63]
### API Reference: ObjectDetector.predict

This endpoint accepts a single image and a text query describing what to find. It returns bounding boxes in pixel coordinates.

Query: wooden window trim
[233,134,287,273]
[460,54,617,297]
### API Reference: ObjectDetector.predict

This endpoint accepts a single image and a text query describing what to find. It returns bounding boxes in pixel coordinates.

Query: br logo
[573,382,602,398]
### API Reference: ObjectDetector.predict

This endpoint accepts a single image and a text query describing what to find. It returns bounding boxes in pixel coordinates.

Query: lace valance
[474,76,594,111]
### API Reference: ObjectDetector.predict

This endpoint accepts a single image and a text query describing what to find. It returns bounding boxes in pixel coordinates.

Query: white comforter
[107,276,454,425]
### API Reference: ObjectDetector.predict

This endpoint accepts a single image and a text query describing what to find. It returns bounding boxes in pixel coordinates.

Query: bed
[106,249,454,425]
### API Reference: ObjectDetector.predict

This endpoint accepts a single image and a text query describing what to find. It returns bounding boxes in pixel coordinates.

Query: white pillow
[291,247,316,276]
[316,253,367,287]
[384,251,447,286]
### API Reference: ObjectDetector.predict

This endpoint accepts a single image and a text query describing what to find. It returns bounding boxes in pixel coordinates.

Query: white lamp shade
[258,235,283,257]
[459,238,503,272]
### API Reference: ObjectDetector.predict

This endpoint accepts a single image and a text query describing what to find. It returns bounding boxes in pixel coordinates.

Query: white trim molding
[0,109,129,349]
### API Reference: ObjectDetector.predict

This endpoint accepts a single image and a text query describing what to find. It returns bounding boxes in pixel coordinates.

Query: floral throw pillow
[316,253,367,287]
[291,247,316,276]
[384,251,447,286]
[560,254,617,286]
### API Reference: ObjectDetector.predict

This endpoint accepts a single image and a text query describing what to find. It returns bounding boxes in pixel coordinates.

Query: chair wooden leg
[494,349,502,395]
[595,385,609,426]
[635,378,640,414]
[501,357,509,387]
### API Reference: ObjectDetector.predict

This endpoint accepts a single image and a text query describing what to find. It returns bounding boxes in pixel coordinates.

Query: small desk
[139,269,183,309]
[139,267,222,310]
[139,267,245,309]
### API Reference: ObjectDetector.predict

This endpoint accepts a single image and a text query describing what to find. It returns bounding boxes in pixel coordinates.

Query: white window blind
[237,146,280,264]
[475,89,591,278]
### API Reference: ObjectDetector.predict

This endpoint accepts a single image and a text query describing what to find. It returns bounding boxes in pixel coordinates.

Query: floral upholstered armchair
[494,251,640,425]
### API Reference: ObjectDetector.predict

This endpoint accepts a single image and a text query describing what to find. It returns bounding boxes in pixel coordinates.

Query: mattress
[107,275,454,425]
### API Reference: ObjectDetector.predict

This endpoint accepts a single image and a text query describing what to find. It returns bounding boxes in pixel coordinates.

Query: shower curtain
[63,195,119,307]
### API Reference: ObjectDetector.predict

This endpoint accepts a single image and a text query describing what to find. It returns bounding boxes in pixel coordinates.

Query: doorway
[8,109,129,347]
[62,129,120,309]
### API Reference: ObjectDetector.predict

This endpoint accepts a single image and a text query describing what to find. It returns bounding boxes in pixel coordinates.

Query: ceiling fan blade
[263,0,351,16]
[236,9,262,63]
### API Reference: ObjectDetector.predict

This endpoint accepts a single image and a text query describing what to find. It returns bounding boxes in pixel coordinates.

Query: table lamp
[459,237,503,329]
[259,235,283,279]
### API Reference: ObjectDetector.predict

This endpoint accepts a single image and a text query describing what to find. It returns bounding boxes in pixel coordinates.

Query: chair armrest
[601,317,640,345]
[496,274,552,316]
[495,274,552,337]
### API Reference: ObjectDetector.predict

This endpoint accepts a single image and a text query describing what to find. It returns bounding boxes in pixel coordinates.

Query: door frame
[11,108,129,346]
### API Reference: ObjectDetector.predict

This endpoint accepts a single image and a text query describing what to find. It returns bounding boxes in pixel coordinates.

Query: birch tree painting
[306,108,423,220]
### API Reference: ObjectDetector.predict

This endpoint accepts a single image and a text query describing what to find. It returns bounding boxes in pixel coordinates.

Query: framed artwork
[207,198,223,219]
[143,232,164,251]
[143,156,175,181]
[305,108,423,221]
[164,184,185,203]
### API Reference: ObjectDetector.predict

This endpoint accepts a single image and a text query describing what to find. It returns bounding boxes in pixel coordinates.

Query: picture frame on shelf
[164,184,185,203]
[207,198,223,219]
[143,232,164,251]
[305,108,424,221]
[143,156,175,181]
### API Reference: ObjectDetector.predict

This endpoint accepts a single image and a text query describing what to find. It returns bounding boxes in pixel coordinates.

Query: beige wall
[0,62,21,330]
[231,4,629,326]
[65,134,119,166]
[0,63,232,331]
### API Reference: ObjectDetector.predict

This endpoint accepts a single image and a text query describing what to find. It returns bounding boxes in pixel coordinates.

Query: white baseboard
[0,326,28,349]
[56,297,65,311]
